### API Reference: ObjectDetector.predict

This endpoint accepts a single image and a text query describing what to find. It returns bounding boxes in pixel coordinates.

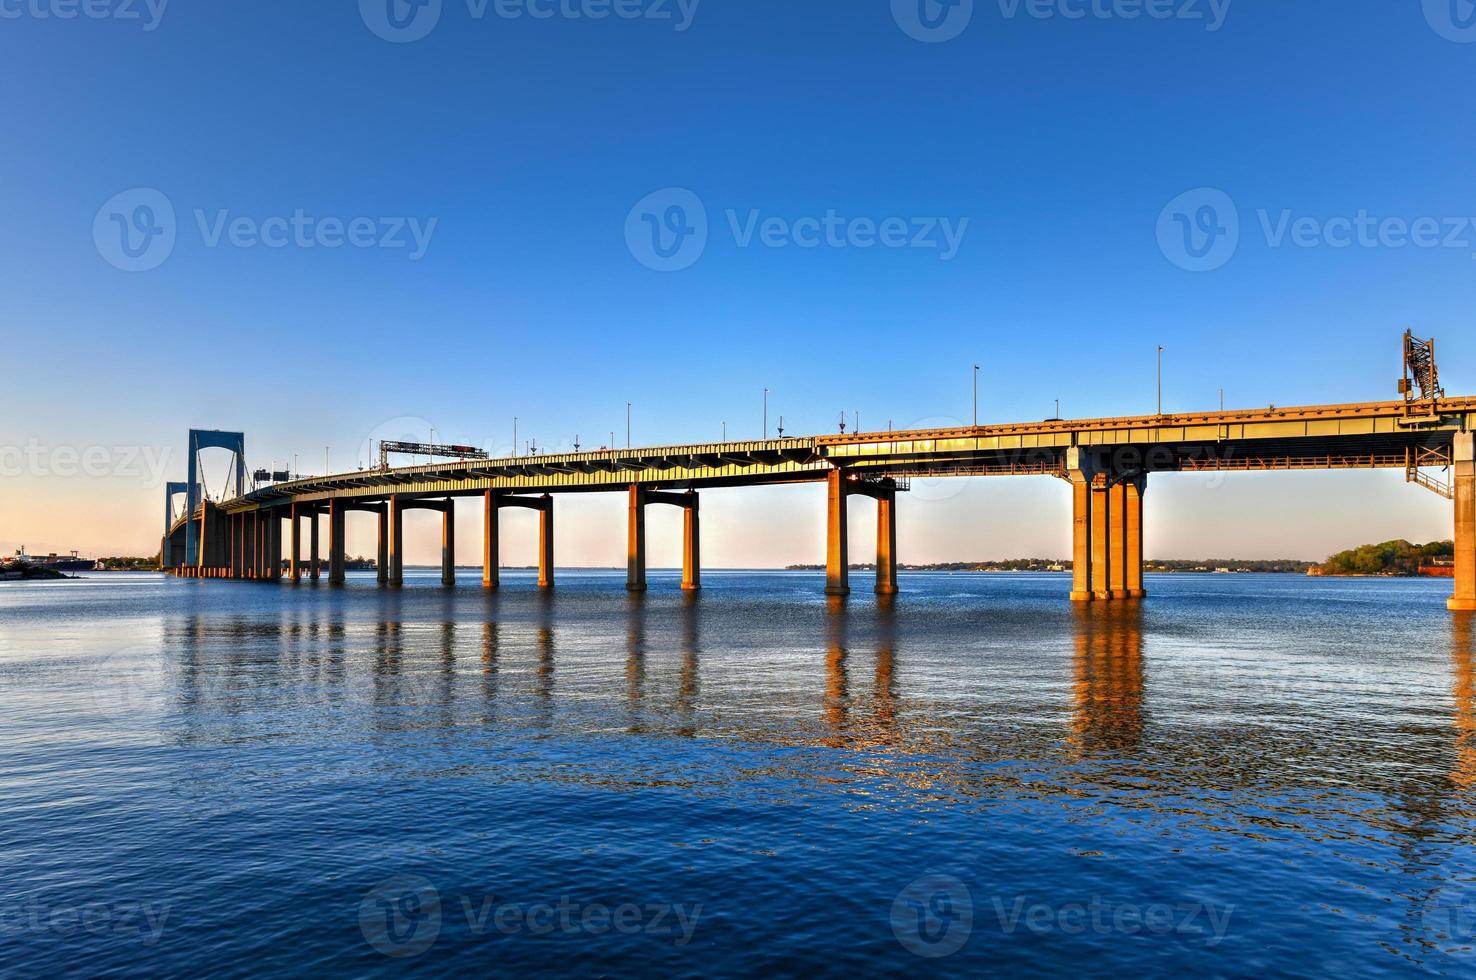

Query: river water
[2,571,1473,977]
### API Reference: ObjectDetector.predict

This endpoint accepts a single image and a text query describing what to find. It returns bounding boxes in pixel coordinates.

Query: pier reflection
[1068,601,1145,757]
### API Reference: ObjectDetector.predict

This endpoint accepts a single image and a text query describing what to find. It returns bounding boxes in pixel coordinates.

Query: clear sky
[2,0,1472,566]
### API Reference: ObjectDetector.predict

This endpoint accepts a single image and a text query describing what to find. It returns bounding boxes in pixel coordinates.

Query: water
[2,570,1474,977]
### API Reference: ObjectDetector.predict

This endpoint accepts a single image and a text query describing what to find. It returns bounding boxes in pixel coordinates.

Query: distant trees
[1316,540,1454,576]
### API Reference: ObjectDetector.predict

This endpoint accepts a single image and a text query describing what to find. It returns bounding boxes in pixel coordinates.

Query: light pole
[513,418,518,457]
[763,388,768,439]
[429,428,435,465]
[626,402,632,449]
[973,364,979,427]
[325,447,330,475]
[722,421,726,442]
[1220,388,1225,412]
[1157,346,1164,415]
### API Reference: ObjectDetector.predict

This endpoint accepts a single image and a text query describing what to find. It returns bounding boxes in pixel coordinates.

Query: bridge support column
[1126,477,1147,599]
[329,499,346,585]
[230,514,242,579]
[290,505,301,583]
[376,505,388,584]
[682,492,700,592]
[538,495,554,590]
[442,502,456,587]
[483,492,500,589]
[1069,462,1093,602]
[826,470,849,597]
[1452,433,1475,612]
[875,485,898,596]
[310,512,320,580]
[1109,482,1128,600]
[628,486,648,592]
[1090,479,1113,601]
[269,511,283,581]
[388,496,404,586]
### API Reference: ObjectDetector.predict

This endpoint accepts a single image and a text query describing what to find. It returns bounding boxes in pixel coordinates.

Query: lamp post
[973,364,979,427]
[513,418,518,457]
[1157,346,1164,415]
[763,388,768,440]
[627,402,632,449]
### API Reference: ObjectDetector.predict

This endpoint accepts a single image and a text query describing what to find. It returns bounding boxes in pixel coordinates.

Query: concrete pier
[1126,477,1146,599]
[1090,480,1112,602]
[628,486,647,592]
[290,504,302,583]
[1108,482,1128,600]
[310,511,320,580]
[375,505,388,584]
[626,487,702,592]
[1069,463,1093,602]
[825,471,849,596]
[388,496,404,586]
[483,492,500,589]
[825,470,900,597]
[1453,432,1475,612]
[328,499,346,585]
[441,502,455,586]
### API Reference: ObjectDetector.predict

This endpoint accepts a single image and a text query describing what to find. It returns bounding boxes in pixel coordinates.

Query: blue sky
[2,0,1471,563]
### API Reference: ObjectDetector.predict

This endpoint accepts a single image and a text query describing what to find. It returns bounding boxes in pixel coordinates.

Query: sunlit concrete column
[682,492,700,592]
[328,499,346,585]
[826,470,850,597]
[310,512,321,580]
[628,485,647,593]
[1068,465,1093,602]
[1126,476,1147,599]
[483,492,500,589]
[1452,432,1476,612]
[290,504,301,583]
[442,501,456,587]
[1090,481,1113,602]
[538,495,554,590]
[875,487,898,596]
[270,511,283,581]
[376,505,389,584]
[388,496,404,586]
[1108,482,1128,600]
[255,512,265,579]
[230,514,242,579]
[244,513,255,579]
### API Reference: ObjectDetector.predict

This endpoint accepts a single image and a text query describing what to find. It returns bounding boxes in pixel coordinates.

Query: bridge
[161,336,1476,611]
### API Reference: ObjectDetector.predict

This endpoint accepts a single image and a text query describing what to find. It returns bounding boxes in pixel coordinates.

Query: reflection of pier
[1069,602,1146,756]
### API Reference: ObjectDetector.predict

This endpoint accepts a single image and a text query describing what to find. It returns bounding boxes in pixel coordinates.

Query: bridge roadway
[163,396,1476,610]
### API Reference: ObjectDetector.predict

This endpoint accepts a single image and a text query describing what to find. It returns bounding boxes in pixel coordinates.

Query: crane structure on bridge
[378,441,489,471]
